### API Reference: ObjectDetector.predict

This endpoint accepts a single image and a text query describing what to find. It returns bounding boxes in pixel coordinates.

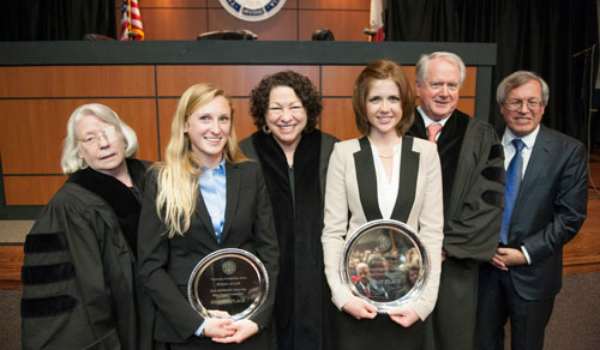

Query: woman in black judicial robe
[20,103,153,350]
[240,71,338,350]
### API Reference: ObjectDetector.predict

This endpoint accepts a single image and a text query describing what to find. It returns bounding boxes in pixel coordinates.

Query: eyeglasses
[78,130,118,146]
[504,99,543,111]
[267,105,304,117]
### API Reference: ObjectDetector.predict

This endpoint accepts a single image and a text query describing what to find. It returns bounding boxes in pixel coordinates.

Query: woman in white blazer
[322,60,444,350]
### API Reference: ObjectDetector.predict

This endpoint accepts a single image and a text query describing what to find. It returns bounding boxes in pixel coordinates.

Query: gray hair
[415,51,466,86]
[61,103,138,174]
[496,71,550,106]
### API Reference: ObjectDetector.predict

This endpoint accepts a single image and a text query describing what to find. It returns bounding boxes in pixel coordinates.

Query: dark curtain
[0,0,117,41]
[386,0,599,143]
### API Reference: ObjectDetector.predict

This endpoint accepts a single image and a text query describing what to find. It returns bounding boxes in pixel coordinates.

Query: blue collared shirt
[196,158,227,336]
[199,157,227,243]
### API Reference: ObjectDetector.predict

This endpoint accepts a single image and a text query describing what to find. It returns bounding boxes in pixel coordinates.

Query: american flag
[120,0,145,41]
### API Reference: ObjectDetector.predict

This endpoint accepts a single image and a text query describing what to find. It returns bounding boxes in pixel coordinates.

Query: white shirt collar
[502,125,540,150]
[417,106,452,127]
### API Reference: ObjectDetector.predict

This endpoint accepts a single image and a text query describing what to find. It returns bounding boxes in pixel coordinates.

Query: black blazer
[505,125,587,301]
[138,161,279,346]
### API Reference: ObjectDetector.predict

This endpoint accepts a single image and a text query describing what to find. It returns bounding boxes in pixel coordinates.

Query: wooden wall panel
[456,99,475,116]
[0,66,155,98]
[157,65,319,97]
[143,9,208,40]
[403,66,417,84]
[300,0,369,10]
[299,10,369,42]
[4,176,67,205]
[461,67,477,96]
[0,99,159,175]
[322,66,364,96]
[207,9,297,41]
[0,100,71,174]
[231,98,256,141]
[158,99,178,159]
[0,245,24,290]
[321,98,362,141]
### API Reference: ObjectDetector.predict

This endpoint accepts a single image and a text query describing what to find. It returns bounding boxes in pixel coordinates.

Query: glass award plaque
[340,219,430,313]
[187,248,269,320]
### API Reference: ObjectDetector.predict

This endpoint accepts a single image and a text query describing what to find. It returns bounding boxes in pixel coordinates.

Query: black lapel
[354,137,383,221]
[391,136,419,223]
[68,159,144,255]
[221,162,240,243]
[195,180,219,242]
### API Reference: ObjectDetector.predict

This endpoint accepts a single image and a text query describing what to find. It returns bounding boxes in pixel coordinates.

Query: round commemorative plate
[340,219,430,313]
[188,248,269,320]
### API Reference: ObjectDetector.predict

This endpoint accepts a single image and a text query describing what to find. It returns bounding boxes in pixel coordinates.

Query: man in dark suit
[354,262,388,300]
[476,71,588,350]
[406,52,505,350]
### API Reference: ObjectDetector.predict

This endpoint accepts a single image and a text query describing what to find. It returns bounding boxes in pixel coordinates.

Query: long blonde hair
[155,83,247,238]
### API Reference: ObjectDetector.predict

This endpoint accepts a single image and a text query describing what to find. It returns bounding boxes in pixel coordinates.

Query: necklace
[378,153,395,158]
[370,136,401,159]
[378,145,400,159]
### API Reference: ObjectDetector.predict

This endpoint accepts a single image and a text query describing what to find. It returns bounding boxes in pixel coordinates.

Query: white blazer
[322,136,444,320]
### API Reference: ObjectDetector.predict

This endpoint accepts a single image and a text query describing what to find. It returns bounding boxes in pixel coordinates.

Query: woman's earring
[262,125,271,134]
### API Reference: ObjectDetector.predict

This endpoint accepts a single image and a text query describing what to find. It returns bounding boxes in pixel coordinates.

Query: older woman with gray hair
[21,103,152,350]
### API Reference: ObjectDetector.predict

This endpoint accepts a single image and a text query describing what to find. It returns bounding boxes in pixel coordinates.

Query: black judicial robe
[406,109,505,350]
[21,159,152,350]
[240,130,338,350]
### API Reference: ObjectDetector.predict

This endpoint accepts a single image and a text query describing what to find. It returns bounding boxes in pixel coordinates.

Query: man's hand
[491,247,527,271]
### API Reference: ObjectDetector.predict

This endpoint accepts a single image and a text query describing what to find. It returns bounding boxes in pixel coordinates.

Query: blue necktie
[500,139,525,244]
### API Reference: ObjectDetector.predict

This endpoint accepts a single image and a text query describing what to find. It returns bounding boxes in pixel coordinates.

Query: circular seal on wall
[219,0,287,22]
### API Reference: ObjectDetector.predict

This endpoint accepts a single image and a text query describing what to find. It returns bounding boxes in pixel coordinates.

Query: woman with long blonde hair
[138,83,279,350]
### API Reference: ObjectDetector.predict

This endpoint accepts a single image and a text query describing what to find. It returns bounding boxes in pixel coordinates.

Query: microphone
[573,43,599,58]
[364,28,377,37]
